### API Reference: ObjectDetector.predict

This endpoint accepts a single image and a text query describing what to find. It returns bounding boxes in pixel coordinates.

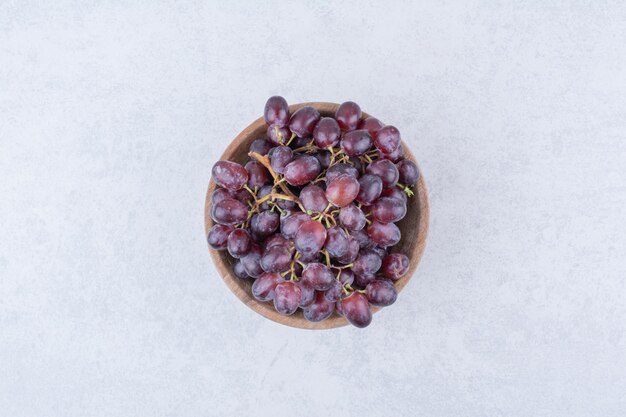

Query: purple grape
[356,174,383,205]
[367,221,401,247]
[251,272,284,301]
[340,129,372,156]
[207,224,233,250]
[325,226,349,259]
[324,279,343,302]
[264,96,289,127]
[339,204,366,231]
[357,117,385,137]
[288,106,320,138]
[336,237,359,264]
[241,242,264,278]
[250,138,273,155]
[339,292,372,328]
[233,260,250,279]
[326,163,359,183]
[260,245,292,273]
[300,184,329,213]
[380,186,408,204]
[381,253,409,281]
[283,156,321,186]
[301,262,334,291]
[335,101,362,131]
[227,228,252,258]
[365,159,399,189]
[303,291,335,322]
[269,146,293,174]
[297,280,316,307]
[294,220,327,254]
[211,198,248,225]
[326,174,360,207]
[352,249,382,276]
[245,160,270,188]
[273,281,301,315]
[365,280,397,306]
[374,125,401,154]
[397,159,419,186]
[372,197,407,223]
[212,161,249,191]
[250,211,280,239]
[312,117,341,148]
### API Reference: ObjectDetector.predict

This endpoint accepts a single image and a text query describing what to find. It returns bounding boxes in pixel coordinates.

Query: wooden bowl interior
[205,102,429,329]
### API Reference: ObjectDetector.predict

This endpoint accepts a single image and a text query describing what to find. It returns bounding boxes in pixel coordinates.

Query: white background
[1,1,626,416]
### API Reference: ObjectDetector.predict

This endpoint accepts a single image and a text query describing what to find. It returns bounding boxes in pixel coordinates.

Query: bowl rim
[204,102,429,329]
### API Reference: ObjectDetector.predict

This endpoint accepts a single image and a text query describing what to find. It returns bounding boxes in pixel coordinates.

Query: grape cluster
[208,96,419,328]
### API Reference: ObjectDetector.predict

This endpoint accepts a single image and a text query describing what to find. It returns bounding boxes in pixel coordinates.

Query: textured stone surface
[1,1,626,416]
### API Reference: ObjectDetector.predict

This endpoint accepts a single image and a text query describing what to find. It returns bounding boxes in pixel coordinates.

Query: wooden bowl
[204,102,429,329]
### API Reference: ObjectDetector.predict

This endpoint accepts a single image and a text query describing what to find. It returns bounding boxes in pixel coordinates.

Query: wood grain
[204,102,429,329]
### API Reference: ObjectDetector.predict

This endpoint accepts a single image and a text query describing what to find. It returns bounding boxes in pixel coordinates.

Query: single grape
[260,245,292,273]
[324,279,343,302]
[326,174,360,207]
[264,233,290,250]
[325,226,349,258]
[280,211,311,239]
[241,242,264,278]
[251,272,284,301]
[352,249,382,276]
[256,185,273,211]
[313,150,331,169]
[211,188,231,205]
[301,262,334,291]
[379,142,404,162]
[335,101,362,131]
[338,204,366,231]
[300,184,329,213]
[283,156,321,186]
[372,197,407,223]
[250,211,280,239]
[396,159,419,186]
[365,280,397,306]
[374,125,401,154]
[357,117,385,137]
[294,220,327,254]
[365,159,399,189]
[288,106,320,138]
[299,250,320,263]
[227,228,252,258]
[269,145,293,174]
[340,129,372,156]
[336,237,359,264]
[351,229,375,249]
[297,280,316,307]
[356,174,383,205]
[354,272,376,288]
[312,117,341,148]
[381,253,409,281]
[250,138,273,156]
[337,269,355,286]
[273,281,301,315]
[245,160,270,188]
[211,198,248,225]
[264,96,289,127]
[267,125,291,145]
[326,163,359,183]
[212,161,249,191]
[371,245,388,259]
[233,260,250,279]
[303,291,335,322]
[335,299,345,316]
[207,224,233,250]
[340,292,372,328]
[380,186,408,204]
[367,221,401,247]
